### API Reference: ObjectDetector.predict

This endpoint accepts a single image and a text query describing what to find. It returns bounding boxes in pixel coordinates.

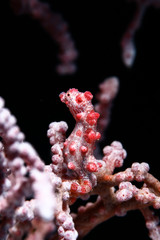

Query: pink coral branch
[45,80,160,240]
[1,78,160,240]
[141,207,160,240]
[2,1,160,239]
[121,0,160,67]
[95,77,119,139]
[10,0,78,75]
[0,97,56,239]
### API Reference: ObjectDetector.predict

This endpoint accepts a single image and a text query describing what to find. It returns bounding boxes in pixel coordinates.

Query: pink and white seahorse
[59,88,103,195]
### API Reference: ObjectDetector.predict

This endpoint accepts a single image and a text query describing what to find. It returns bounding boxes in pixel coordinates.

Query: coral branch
[1,78,160,239]
[10,0,78,74]
[121,0,160,67]
[2,2,160,238]
[141,207,160,240]
[0,97,56,239]
[95,77,119,137]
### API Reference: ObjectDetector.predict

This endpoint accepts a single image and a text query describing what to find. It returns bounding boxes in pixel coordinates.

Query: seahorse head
[59,88,93,118]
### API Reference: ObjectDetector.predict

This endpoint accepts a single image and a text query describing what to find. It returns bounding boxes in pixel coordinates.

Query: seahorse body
[59,89,102,194]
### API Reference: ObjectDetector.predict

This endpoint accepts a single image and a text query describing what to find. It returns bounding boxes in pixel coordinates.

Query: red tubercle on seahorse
[70,182,79,193]
[84,128,101,143]
[69,88,79,93]
[80,146,88,154]
[68,162,76,170]
[76,113,84,121]
[59,92,66,103]
[76,94,84,104]
[70,179,92,195]
[84,91,93,101]
[86,111,100,126]
[76,130,82,137]
[75,91,93,104]
[86,162,98,172]
[69,142,76,155]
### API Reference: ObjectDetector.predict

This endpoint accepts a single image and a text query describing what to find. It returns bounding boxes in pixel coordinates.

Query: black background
[1,0,160,239]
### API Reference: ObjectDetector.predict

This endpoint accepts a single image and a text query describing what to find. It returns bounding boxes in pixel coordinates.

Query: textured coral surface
[1,80,160,239]
[1,0,160,240]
